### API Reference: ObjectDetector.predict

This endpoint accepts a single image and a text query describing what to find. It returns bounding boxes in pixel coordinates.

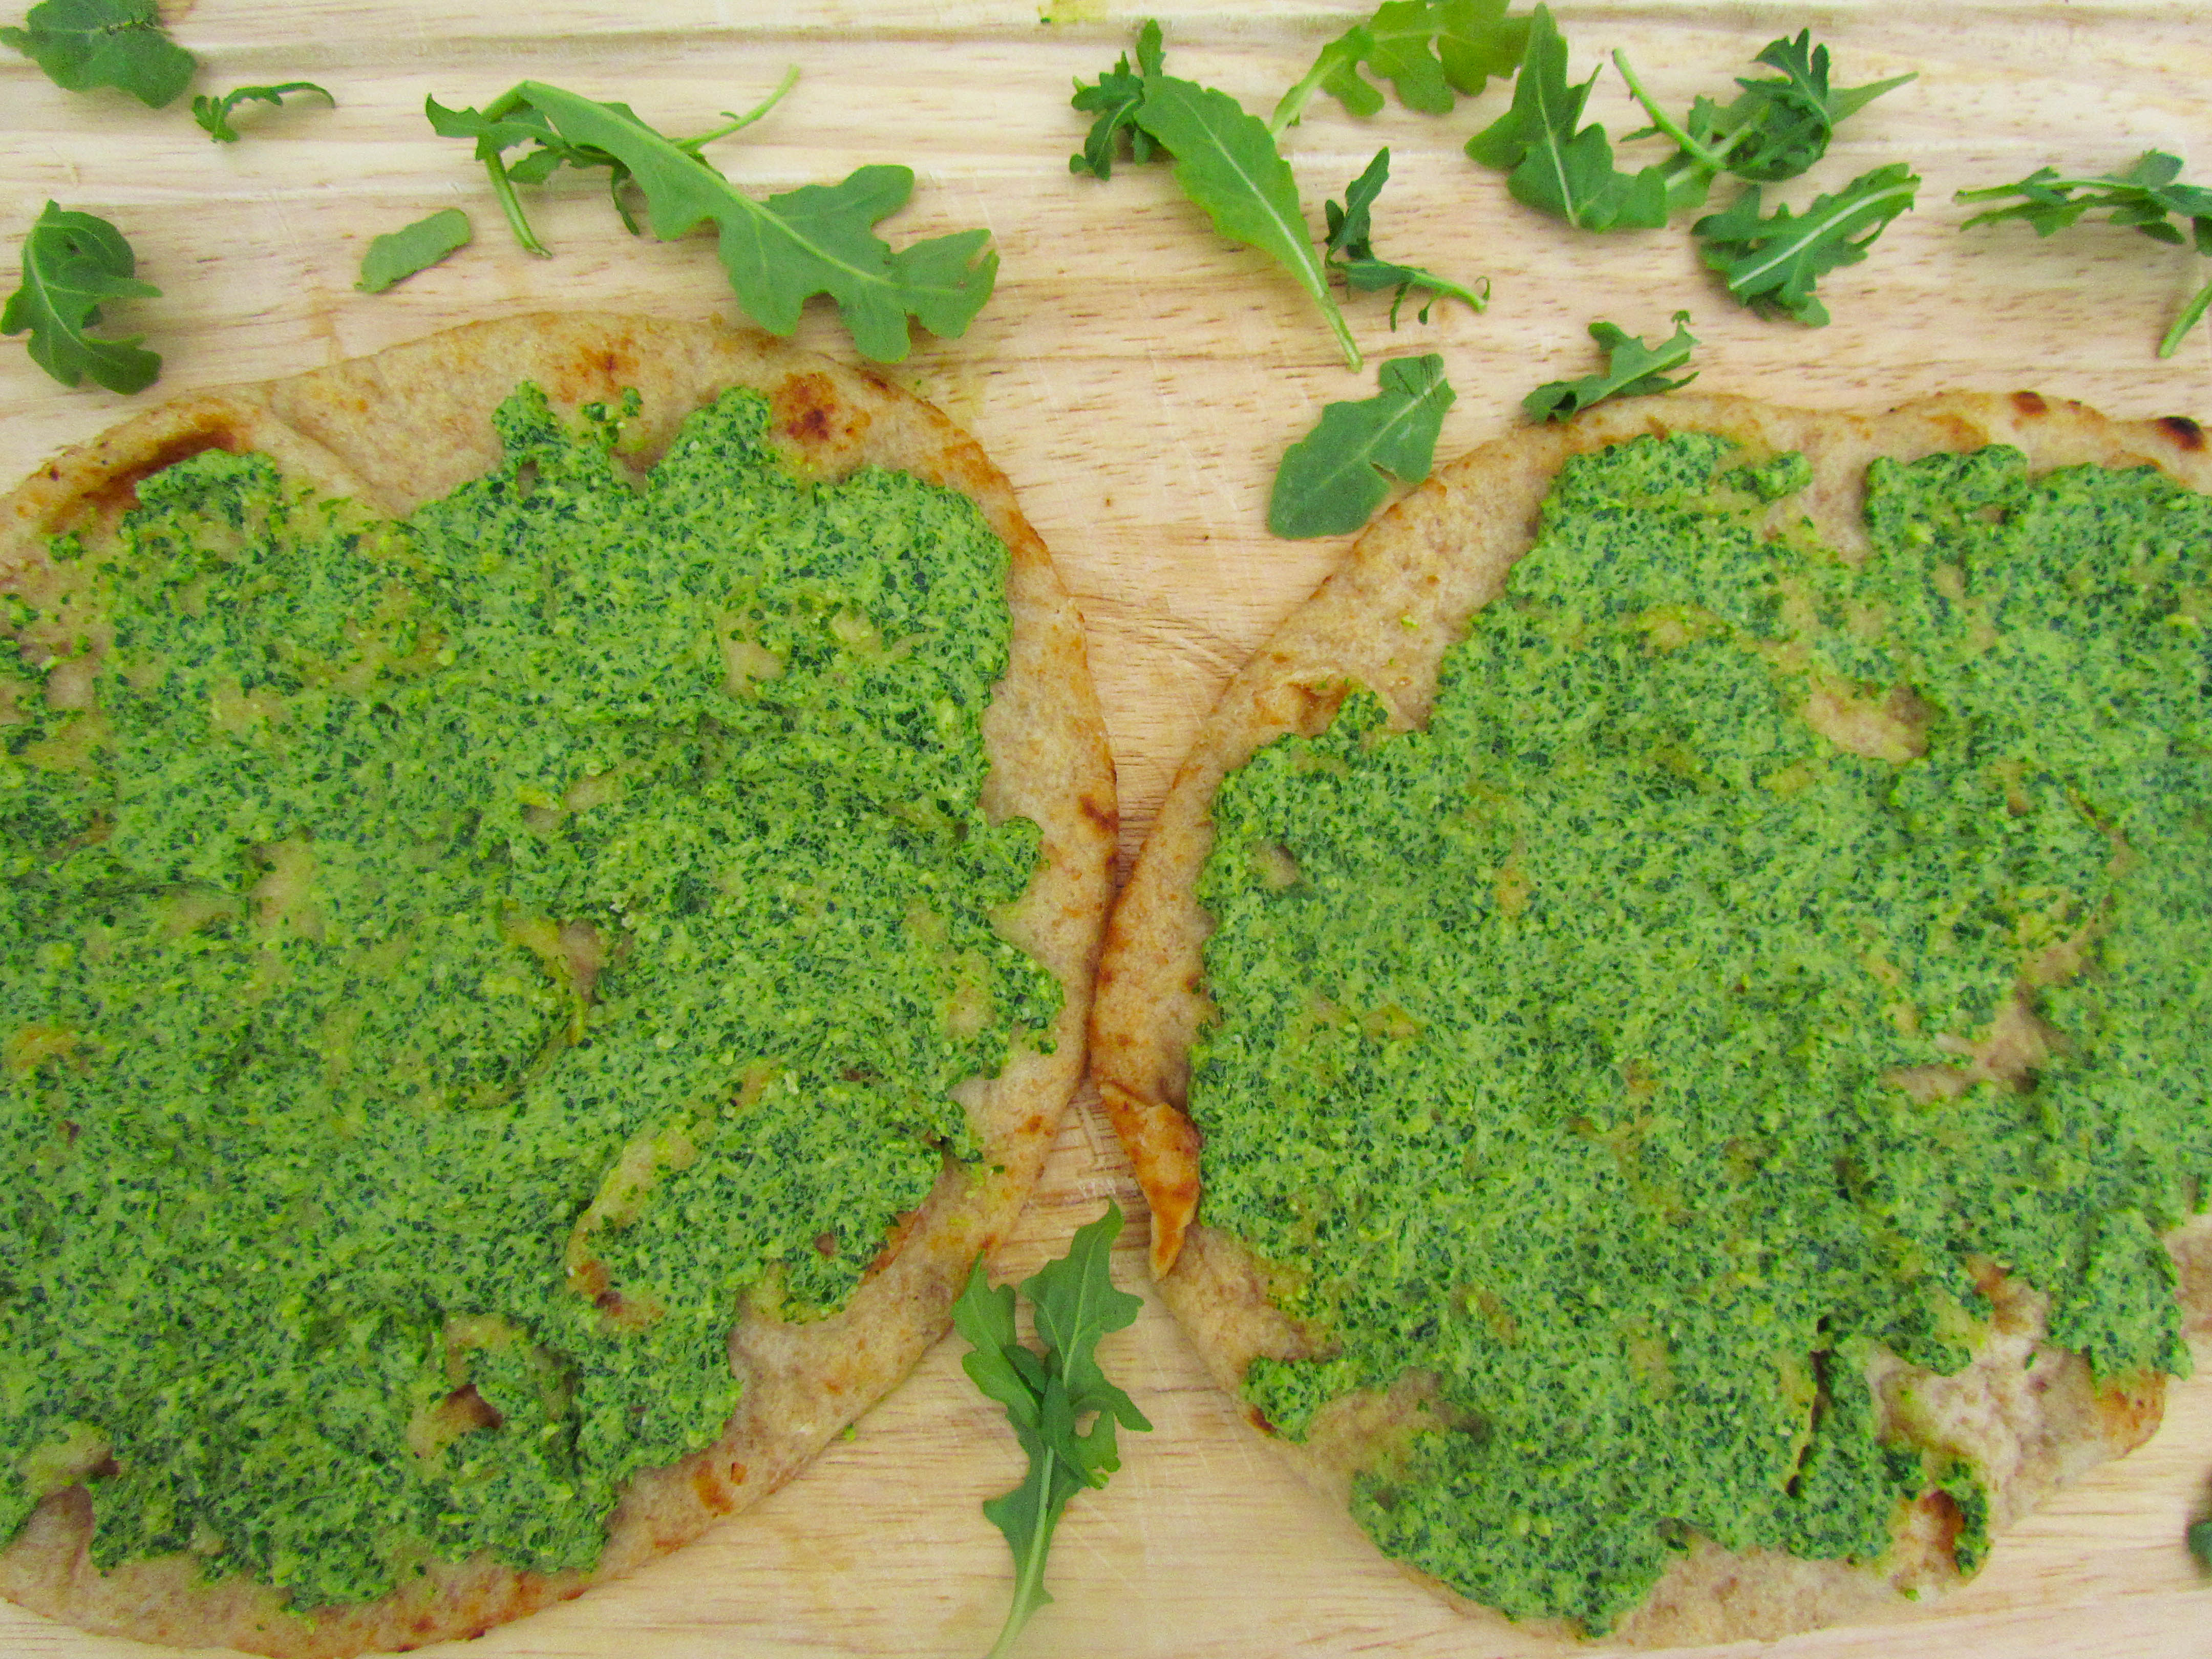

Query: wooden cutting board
[4,3,2211,1654]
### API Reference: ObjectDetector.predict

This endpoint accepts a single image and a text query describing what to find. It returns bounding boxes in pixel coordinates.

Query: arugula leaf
[1463,5,1669,231]
[955,1202,1150,1659]
[2,0,193,107]
[1126,67,1363,370]
[355,207,473,294]
[1271,0,1528,133]
[1615,33,1912,190]
[429,77,994,363]
[1325,150,1487,325]
[1956,151,2212,357]
[3,201,160,393]
[191,80,333,143]
[1270,354,1454,538]
[1069,18,1163,179]
[1694,162,1918,325]
[1522,310,1696,421]
[428,68,798,254]
[2190,1516,2212,1573]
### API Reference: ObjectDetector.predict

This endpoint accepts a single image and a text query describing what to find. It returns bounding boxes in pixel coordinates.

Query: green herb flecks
[1195,433,2212,1632]
[1271,0,1527,134]
[1958,151,2212,357]
[428,74,994,364]
[2,0,194,108]
[1270,354,1454,538]
[355,207,473,293]
[956,1203,1151,1659]
[1463,5,1671,232]
[191,81,333,143]
[3,200,160,393]
[1326,150,1488,326]
[1694,162,1919,326]
[0,384,1058,1605]
[1522,311,1695,421]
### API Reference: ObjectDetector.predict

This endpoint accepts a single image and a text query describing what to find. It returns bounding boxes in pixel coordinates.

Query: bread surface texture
[1091,391,2212,1647]
[0,313,1115,1656]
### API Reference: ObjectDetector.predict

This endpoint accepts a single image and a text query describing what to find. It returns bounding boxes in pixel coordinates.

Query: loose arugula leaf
[1126,66,1363,370]
[191,80,333,143]
[1614,33,1912,191]
[1270,354,1454,538]
[355,207,473,293]
[1325,150,1487,325]
[1270,0,1528,133]
[1464,5,1669,231]
[429,77,993,363]
[1522,310,1696,421]
[2190,1516,2212,1573]
[2,0,194,107]
[3,201,160,393]
[1957,151,2212,357]
[1694,161,1918,326]
[955,1203,1150,1659]
[429,69,798,254]
[1069,18,1163,179]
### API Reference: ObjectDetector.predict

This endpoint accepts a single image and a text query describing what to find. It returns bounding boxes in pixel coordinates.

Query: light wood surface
[5,3,2212,1655]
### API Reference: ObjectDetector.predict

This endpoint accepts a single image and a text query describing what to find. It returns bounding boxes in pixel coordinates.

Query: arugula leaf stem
[1609,49,1743,173]
[483,151,553,257]
[955,1205,1148,1659]
[1956,173,2137,206]
[462,85,556,256]
[677,63,800,158]
[984,1442,1062,1659]
[1269,54,1340,137]
[2159,272,2212,358]
[1321,296,1363,370]
[1958,152,2212,356]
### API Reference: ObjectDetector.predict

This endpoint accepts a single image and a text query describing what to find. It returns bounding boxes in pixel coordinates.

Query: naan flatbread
[0,314,1114,1655]
[1093,391,2212,1645]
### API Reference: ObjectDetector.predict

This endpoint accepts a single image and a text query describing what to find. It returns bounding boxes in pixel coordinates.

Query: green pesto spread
[1192,433,2211,1631]
[0,385,1057,1608]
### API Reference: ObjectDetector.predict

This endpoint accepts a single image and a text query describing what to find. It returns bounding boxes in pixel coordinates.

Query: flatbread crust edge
[0,313,1117,1656]
[1090,390,2212,1648]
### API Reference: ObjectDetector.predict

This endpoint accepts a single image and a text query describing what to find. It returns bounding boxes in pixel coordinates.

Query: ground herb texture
[1191,433,2210,1630]
[0,386,1056,1606]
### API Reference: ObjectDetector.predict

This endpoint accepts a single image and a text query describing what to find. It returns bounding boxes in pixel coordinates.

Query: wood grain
[4,3,2211,1655]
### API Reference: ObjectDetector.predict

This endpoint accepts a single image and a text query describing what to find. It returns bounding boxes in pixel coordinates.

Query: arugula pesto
[1192,433,2211,1631]
[0,385,1056,1608]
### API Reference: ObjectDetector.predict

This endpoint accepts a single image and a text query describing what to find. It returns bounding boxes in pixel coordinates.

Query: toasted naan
[1092,391,2212,1646]
[0,314,1115,1655]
